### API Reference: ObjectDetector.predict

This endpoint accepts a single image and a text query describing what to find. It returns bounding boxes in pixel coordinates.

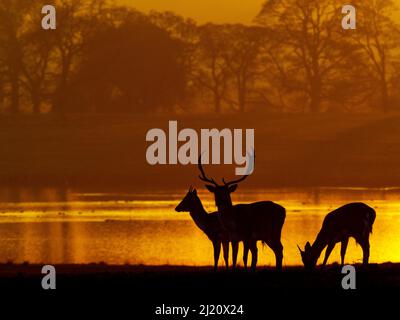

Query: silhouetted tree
[70,11,185,113]
[222,25,264,112]
[0,55,6,112]
[257,0,355,113]
[51,0,104,114]
[20,3,56,114]
[0,0,32,114]
[2,0,398,116]
[148,11,200,111]
[255,28,295,112]
[352,0,400,113]
[195,24,231,113]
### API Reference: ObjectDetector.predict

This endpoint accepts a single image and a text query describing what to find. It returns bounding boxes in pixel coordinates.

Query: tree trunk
[309,78,322,113]
[53,55,70,114]
[381,80,389,114]
[238,78,246,113]
[309,95,320,113]
[53,83,66,115]
[10,75,19,114]
[32,94,41,114]
[214,94,221,114]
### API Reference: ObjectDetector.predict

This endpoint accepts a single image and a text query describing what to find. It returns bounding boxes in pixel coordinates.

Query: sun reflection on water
[0,187,399,266]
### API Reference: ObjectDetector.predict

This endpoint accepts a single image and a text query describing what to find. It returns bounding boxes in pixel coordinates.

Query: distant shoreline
[2,114,400,190]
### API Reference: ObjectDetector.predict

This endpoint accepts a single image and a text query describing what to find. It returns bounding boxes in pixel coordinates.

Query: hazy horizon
[120,0,265,24]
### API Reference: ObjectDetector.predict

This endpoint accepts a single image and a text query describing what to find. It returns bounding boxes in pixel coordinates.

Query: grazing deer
[198,156,286,270]
[298,202,376,270]
[175,187,230,270]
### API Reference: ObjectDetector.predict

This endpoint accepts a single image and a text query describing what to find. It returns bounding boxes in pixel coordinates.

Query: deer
[176,186,245,270]
[198,155,286,271]
[298,202,376,270]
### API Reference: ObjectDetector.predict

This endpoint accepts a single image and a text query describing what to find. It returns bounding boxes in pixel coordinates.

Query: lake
[0,187,398,267]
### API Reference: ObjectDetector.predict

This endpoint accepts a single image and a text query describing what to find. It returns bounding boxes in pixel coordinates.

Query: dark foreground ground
[0,263,399,317]
[1,262,399,290]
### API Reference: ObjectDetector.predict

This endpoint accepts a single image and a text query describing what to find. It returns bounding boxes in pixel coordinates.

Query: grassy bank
[0,262,399,290]
[2,263,396,316]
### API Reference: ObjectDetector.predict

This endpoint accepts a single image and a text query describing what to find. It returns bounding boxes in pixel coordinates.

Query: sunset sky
[121,0,265,24]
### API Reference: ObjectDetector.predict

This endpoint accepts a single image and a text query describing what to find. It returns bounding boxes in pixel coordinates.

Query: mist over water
[0,187,398,266]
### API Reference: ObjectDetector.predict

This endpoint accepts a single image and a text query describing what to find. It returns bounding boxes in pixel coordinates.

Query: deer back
[225,201,286,240]
[318,202,376,243]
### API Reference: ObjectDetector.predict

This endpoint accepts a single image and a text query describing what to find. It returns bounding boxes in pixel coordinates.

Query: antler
[222,175,248,186]
[198,154,219,186]
[222,149,255,186]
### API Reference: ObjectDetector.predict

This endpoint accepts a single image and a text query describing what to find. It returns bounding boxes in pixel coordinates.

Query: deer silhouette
[175,187,254,270]
[298,202,376,269]
[198,155,286,270]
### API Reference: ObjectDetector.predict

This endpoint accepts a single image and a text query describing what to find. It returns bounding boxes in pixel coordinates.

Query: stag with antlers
[175,186,254,270]
[198,154,286,270]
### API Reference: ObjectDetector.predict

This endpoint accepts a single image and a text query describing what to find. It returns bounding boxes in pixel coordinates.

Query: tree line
[0,0,399,115]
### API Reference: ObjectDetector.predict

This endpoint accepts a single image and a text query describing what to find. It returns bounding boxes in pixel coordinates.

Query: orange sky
[121,0,265,24]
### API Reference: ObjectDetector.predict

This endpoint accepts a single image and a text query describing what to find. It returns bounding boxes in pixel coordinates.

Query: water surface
[0,187,398,266]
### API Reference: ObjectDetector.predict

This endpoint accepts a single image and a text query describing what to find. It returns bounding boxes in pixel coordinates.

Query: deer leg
[272,240,283,271]
[243,241,250,271]
[213,241,221,271]
[360,239,370,265]
[322,243,335,266]
[265,238,283,271]
[340,238,349,266]
[222,241,230,270]
[231,241,239,270]
[250,241,258,271]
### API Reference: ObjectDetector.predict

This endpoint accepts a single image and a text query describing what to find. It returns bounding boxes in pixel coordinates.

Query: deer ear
[228,184,238,193]
[192,189,197,195]
[297,245,303,254]
[305,242,311,250]
[205,185,216,193]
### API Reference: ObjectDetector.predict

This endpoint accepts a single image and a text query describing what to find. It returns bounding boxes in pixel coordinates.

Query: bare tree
[20,3,56,114]
[0,0,32,114]
[52,0,106,114]
[0,68,5,112]
[194,24,231,114]
[256,0,354,113]
[148,11,200,111]
[222,25,264,113]
[352,0,400,113]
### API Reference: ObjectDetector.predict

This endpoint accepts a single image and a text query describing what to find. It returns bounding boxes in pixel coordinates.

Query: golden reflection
[0,188,399,266]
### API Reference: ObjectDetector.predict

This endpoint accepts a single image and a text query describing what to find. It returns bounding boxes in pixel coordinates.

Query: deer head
[175,186,198,212]
[298,242,318,270]
[198,154,250,209]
